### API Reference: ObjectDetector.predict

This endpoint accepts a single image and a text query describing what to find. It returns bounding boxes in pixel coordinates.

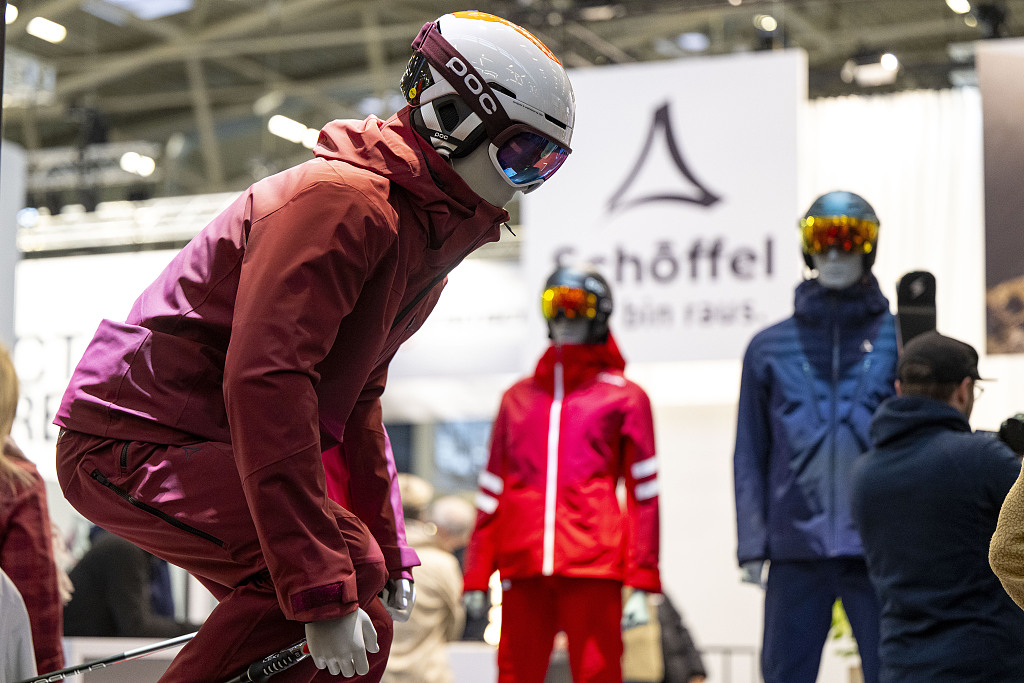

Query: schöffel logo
[607,102,721,214]
[445,57,499,115]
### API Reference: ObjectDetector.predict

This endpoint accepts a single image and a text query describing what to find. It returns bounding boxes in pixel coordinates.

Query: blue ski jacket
[734,274,898,564]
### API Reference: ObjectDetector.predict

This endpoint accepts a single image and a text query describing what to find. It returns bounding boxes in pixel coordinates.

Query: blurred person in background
[64,526,203,638]
[382,475,465,683]
[0,343,65,674]
[854,331,1024,681]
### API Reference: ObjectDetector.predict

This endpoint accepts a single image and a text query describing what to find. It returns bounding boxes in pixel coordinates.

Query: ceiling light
[579,5,623,21]
[728,0,742,5]
[946,0,972,13]
[965,14,979,26]
[5,4,18,24]
[841,51,899,87]
[754,14,778,32]
[676,32,710,52]
[120,152,156,177]
[26,16,67,43]
[268,115,319,147]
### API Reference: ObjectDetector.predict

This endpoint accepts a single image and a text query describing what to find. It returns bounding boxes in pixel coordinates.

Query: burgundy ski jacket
[55,109,507,622]
[463,337,661,593]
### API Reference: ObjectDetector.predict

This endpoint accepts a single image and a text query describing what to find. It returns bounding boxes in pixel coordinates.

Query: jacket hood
[314,108,509,248]
[869,395,971,449]
[794,273,890,327]
[534,334,627,395]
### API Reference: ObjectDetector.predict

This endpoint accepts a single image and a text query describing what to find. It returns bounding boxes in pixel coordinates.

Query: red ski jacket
[55,109,507,622]
[463,337,661,593]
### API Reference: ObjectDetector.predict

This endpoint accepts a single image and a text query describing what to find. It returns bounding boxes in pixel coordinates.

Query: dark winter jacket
[734,275,897,564]
[851,396,1024,682]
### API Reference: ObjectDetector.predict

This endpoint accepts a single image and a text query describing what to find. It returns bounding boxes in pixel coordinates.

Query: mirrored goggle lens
[799,215,879,255]
[496,131,569,186]
[541,286,598,320]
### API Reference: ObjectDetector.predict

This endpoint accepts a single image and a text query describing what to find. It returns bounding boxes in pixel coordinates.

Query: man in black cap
[851,331,1024,682]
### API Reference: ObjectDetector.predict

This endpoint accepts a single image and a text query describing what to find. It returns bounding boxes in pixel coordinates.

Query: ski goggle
[490,126,570,186]
[799,215,879,256]
[541,286,598,320]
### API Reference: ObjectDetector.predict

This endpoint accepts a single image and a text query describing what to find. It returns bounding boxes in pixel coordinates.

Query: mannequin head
[799,190,879,284]
[450,143,517,208]
[541,265,613,345]
[400,12,575,202]
[811,249,865,290]
[549,318,592,346]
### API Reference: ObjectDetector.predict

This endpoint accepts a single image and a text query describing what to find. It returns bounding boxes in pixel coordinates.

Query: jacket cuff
[289,580,358,622]
[627,568,662,594]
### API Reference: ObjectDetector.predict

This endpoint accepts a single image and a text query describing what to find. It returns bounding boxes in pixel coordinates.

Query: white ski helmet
[401,11,576,190]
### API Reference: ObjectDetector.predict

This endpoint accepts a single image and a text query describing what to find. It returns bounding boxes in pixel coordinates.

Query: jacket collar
[314,108,507,260]
[533,335,627,395]
[794,273,890,327]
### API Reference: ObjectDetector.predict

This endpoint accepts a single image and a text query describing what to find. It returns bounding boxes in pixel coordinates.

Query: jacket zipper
[90,469,225,547]
[542,358,564,576]
[830,300,840,555]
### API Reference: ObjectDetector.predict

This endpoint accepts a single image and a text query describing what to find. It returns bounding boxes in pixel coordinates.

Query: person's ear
[894,379,903,397]
[952,376,972,410]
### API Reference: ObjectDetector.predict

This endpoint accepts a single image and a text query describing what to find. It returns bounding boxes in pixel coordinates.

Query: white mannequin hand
[464,591,488,619]
[380,578,416,622]
[741,560,768,588]
[304,608,379,677]
[621,589,651,630]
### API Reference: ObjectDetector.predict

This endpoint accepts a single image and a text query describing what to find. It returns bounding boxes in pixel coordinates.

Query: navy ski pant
[762,558,880,683]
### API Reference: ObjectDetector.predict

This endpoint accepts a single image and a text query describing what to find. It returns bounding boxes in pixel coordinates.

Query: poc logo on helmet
[445,57,498,115]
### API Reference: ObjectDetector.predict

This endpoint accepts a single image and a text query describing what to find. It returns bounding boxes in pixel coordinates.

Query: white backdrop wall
[10,84,1024,682]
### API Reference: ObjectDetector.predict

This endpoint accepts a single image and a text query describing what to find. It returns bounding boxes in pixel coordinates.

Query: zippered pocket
[90,469,225,547]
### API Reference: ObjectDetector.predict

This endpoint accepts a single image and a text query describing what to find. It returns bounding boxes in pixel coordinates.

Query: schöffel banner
[522,49,806,363]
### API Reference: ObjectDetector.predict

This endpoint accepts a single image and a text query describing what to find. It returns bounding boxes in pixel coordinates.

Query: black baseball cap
[898,331,987,384]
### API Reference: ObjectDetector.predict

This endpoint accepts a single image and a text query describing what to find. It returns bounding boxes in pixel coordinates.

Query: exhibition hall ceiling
[3,0,1022,202]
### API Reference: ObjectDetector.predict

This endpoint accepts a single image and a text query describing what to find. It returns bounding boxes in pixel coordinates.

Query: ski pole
[16,631,198,683]
[221,639,309,682]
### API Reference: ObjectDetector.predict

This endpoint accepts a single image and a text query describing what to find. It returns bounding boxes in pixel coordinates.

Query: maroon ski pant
[56,429,392,683]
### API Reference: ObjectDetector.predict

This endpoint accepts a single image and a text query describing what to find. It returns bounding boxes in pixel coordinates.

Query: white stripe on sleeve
[635,478,659,501]
[631,457,658,480]
[475,491,499,514]
[478,470,504,496]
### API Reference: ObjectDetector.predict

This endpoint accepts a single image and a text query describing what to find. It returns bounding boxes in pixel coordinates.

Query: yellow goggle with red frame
[541,286,598,320]
[799,215,879,256]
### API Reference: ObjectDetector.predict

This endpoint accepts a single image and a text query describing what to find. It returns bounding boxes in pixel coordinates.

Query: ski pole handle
[221,640,309,683]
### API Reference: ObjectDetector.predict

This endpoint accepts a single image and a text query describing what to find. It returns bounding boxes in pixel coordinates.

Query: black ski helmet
[800,190,880,270]
[541,265,613,344]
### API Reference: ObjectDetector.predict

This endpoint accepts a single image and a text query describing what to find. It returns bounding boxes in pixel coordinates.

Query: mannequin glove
[304,607,379,677]
[621,589,651,630]
[464,590,488,619]
[380,578,416,622]
[741,560,767,588]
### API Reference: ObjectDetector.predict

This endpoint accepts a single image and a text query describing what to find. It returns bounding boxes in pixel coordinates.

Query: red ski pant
[497,576,623,683]
[56,429,392,683]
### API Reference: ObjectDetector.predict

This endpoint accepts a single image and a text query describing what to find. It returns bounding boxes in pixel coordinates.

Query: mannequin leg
[560,577,623,683]
[761,560,835,683]
[837,559,881,683]
[56,431,391,682]
[497,577,560,683]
